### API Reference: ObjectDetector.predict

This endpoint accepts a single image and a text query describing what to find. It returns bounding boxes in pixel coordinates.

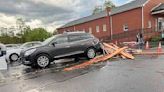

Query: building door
[158,18,164,31]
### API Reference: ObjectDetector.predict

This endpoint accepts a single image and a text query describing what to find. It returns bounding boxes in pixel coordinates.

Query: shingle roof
[60,0,148,28]
[111,0,148,15]
[152,3,164,12]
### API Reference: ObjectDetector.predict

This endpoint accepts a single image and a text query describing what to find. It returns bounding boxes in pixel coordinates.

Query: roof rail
[63,31,86,34]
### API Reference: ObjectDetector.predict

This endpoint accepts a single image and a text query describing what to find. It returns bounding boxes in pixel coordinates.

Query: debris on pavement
[64,43,135,71]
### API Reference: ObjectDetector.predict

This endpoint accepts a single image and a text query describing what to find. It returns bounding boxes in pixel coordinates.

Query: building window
[83,29,85,32]
[123,24,128,31]
[103,24,107,32]
[96,26,99,32]
[89,27,92,33]
[148,21,152,28]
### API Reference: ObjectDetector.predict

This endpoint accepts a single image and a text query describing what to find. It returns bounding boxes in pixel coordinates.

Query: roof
[59,0,148,29]
[60,11,107,28]
[111,0,148,15]
[152,3,164,12]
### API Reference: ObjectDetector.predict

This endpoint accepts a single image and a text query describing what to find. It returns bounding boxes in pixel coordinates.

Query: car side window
[69,35,81,42]
[53,36,68,44]
[23,43,33,48]
[80,34,92,40]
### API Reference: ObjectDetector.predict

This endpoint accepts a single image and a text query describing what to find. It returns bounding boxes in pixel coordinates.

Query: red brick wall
[112,8,142,35]
[57,16,111,39]
[143,0,164,29]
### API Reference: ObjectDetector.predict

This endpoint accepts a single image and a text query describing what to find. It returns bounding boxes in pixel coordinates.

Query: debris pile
[64,43,135,71]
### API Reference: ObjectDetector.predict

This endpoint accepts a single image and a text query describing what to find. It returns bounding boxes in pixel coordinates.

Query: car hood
[22,44,44,52]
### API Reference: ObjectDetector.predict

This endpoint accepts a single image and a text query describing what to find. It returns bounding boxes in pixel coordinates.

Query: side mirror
[52,42,57,47]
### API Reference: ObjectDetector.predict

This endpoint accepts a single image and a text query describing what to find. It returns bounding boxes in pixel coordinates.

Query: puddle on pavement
[0,58,107,85]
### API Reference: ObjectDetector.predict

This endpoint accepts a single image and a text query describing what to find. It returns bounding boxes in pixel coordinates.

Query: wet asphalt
[0,55,164,92]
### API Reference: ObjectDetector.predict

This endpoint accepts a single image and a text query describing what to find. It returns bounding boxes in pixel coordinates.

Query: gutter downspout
[142,6,144,32]
[110,16,113,40]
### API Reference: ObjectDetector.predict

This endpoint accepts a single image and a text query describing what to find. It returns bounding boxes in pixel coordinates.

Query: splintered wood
[64,43,135,71]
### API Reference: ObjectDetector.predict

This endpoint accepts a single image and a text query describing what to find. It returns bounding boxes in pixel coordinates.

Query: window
[148,21,152,28]
[96,26,99,32]
[69,35,81,42]
[89,27,92,33]
[103,24,107,32]
[123,25,128,31]
[80,34,92,40]
[54,36,68,44]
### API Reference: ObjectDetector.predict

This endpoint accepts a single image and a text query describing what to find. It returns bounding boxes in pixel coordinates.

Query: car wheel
[35,54,51,68]
[9,53,19,62]
[86,47,96,59]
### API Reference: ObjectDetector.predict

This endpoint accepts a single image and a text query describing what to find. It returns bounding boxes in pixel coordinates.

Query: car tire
[9,53,19,62]
[85,47,96,59]
[35,54,51,68]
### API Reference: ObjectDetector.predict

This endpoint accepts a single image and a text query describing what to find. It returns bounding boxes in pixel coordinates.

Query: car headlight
[24,48,36,56]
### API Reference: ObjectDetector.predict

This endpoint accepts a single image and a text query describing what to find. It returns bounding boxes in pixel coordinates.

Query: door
[158,18,164,31]
[48,36,71,59]
[68,35,84,55]
[68,34,92,55]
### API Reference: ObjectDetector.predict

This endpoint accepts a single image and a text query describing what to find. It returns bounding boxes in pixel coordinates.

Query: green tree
[92,0,115,15]
[25,28,52,42]
[92,6,103,15]
[103,0,115,9]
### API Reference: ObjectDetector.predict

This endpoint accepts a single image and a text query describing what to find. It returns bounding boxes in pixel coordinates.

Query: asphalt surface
[0,55,164,92]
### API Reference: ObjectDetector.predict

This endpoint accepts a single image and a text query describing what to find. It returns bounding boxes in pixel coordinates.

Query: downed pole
[64,43,135,71]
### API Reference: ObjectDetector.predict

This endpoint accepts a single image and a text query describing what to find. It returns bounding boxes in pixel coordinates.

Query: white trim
[152,10,164,15]
[110,16,113,40]
[151,3,162,12]
[96,26,100,32]
[73,26,76,31]
[103,24,107,32]
[142,0,150,7]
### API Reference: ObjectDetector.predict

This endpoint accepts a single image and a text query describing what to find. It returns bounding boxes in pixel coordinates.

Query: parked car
[0,43,6,57]
[20,32,102,68]
[6,41,42,64]
[6,44,19,50]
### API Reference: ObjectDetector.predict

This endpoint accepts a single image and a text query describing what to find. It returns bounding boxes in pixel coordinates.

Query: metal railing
[102,28,161,42]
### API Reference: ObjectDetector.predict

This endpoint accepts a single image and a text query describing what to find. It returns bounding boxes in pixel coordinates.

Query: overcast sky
[0,0,133,32]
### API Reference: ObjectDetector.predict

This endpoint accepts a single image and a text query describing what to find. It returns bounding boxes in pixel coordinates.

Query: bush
[150,36,162,42]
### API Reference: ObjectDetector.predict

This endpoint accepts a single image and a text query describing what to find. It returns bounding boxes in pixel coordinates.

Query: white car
[6,44,19,50]
[6,41,42,64]
[0,43,6,57]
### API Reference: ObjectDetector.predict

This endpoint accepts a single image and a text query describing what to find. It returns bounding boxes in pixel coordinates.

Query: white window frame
[83,29,85,32]
[89,27,92,33]
[123,24,128,31]
[96,26,100,32]
[103,24,107,32]
[148,21,152,28]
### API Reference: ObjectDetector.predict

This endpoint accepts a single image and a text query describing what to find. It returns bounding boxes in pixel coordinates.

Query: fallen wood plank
[64,47,127,71]
[103,43,135,59]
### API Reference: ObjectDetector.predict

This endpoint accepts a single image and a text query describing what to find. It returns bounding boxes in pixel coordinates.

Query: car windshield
[42,35,59,45]
[20,42,41,49]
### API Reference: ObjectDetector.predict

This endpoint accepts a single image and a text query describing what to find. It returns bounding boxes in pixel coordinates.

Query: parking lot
[0,54,164,92]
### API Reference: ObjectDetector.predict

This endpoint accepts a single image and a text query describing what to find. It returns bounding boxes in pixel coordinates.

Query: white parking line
[25,89,40,92]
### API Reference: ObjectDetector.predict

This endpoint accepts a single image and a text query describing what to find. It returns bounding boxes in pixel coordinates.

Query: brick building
[57,0,164,42]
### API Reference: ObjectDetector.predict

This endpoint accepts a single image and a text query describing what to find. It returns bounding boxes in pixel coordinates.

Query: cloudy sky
[0,0,133,32]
